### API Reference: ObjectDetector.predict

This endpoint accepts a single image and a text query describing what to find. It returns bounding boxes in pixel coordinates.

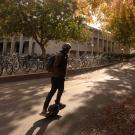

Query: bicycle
[0,55,13,76]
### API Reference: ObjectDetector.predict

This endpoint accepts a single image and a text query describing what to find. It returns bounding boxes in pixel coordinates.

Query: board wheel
[46,111,59,118]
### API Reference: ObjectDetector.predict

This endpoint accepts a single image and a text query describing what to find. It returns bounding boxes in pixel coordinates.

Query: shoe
[40,110,47,116]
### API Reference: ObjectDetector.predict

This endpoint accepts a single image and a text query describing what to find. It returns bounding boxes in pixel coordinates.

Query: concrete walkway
[0,61,135,135]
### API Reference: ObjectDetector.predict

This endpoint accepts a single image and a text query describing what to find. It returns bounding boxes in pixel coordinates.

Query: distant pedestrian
[41,43,71,115]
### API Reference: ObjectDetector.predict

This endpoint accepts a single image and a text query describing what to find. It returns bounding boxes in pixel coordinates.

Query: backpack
[46,55,55,72]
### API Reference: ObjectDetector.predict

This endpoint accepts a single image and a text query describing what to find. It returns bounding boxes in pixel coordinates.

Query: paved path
[0,61,135,135]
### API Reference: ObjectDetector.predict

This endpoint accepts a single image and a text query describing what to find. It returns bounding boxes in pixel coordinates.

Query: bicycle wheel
[22,62,30,73]
[6,63,13,75]
[38,61,44,71]
[31,61,38,72]
[0,64,3,76]
[13,61,20,73]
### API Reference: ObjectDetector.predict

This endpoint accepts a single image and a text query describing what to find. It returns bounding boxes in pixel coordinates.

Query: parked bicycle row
[68,53,121,69]
[0,53,133,76]
[0,53,48,76]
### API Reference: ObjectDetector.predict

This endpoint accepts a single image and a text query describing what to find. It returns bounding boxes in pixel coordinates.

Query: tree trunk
[40,44,46,58]
[33,36,48,58]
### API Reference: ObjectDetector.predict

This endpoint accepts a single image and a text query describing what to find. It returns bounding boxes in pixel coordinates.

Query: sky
[89,15,101,29]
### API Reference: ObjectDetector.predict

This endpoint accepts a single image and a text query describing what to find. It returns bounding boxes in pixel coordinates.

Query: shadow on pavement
[0,78,50,135]
[1,62,135,135]
[46,62,135,135]
[25,115,61,135]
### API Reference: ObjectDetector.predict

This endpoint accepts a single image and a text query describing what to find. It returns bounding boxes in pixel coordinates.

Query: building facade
[0,27,130,57]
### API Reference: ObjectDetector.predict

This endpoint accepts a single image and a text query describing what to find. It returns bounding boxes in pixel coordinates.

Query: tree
[99,0,135,46]
[0,0,91,56]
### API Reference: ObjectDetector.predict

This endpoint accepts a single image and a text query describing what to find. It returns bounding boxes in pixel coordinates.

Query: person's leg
[42,78,57,113]
[43,88,57,112]
[55,88,64,104]
[55,78,65,105]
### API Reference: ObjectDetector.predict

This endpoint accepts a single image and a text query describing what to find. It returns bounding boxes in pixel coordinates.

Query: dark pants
[43,77,65,111]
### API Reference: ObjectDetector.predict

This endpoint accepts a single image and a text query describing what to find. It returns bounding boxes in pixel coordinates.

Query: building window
[14,41,20,53]
[79,51,85,56]
[31,42,35,55]
[70,50,76,58]
[22,41,29,54]
[108,42,111,52]
[0,42,3,54]
[104,46,106,52]
[112,42,114,53]
[104,40,107,52]
[6,42,11,54]
[99,39,102,50]
[108,47,110,52]
[93,38,97,46]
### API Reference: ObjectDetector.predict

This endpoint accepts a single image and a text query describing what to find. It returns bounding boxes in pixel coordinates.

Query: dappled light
[1,61,135,135]
[0,78,50,135]
[45,61,135,135]
[0,0,134,135]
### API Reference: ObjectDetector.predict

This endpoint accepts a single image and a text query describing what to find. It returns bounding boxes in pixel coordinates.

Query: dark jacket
[52,51,68,78]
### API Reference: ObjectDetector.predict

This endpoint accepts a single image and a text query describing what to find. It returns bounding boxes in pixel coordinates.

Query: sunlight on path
[1,62,135,135]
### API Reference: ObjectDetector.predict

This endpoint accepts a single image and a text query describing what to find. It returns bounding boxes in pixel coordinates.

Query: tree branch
[33,34,41,45]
